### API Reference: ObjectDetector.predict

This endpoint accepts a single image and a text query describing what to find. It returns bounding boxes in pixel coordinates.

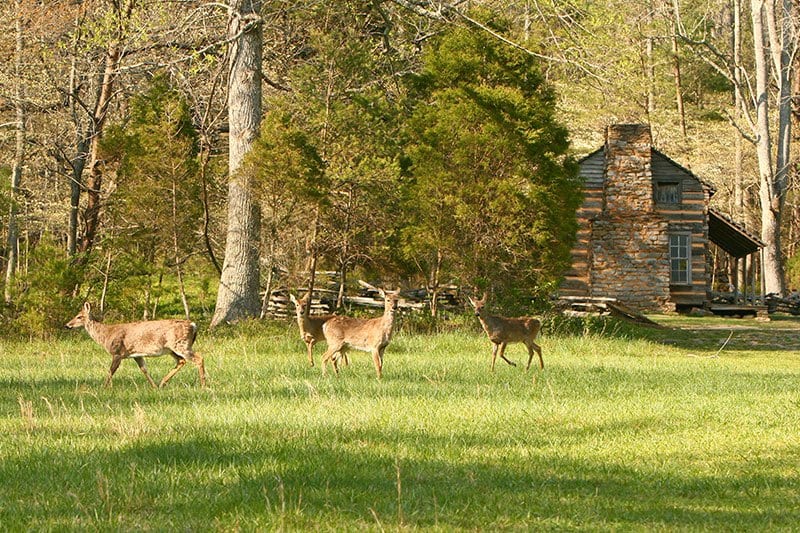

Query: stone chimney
[603,124,654,214]
[588,123,674,313]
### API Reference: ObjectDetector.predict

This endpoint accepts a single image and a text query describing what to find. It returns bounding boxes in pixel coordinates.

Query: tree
[211,0,263,326]
[675,0,795,296]
[248,2,409,308]
[4,0,25,304]
[402,20,581,308]
[102,75,203,318]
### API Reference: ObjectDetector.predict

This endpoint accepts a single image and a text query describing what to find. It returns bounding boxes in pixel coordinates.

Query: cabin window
[655,181,681,204]
[669,233,691,284]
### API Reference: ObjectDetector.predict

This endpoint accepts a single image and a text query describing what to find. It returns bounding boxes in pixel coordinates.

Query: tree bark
[211,0,263,327]
[5,0,25,304]
[67,51,88,256]
[670,21,686,137]
[751,0,788,296]
[78,40,120,255]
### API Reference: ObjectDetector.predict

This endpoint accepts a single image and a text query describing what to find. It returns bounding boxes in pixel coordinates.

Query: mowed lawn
[1,315,799,531]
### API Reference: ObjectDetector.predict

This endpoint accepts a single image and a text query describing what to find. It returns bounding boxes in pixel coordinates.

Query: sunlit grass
[1,316,799,530]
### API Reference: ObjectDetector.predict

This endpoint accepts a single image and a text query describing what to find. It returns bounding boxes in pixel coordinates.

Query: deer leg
[372,348,383,380]
[331,350,344,375]
[105,356,124,387]
[306,339,316,367]
[134,357,158,388]
[498,343,517,367]
[160,355,186,388]
[191,351,207,387]
[528,341,543,370]
[491,343,499,371]
[320,346,338,376]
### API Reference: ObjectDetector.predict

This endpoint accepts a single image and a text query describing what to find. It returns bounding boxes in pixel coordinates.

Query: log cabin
[560,123,762,313]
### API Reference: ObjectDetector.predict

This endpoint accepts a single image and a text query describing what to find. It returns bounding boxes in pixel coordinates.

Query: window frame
[655,180,682,205]
[669,233,692,285]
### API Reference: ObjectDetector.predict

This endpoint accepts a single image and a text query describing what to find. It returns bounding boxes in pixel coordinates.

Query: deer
[65,302,206,388]
[288,293,344,367]
[468,293,544,371]
[320,287,401,379]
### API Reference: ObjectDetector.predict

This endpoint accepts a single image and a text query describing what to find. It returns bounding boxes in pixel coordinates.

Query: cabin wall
[561,125,710,312]
[651,152,710,307]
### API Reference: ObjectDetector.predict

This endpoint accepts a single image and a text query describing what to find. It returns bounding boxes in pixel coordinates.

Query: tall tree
[751,0,792,295]
[78,0,135,257]
[402,20,581,306]
[676,0,795,295]
[211,0,263,326]
[101,76,203,319]
[4,0,25,304]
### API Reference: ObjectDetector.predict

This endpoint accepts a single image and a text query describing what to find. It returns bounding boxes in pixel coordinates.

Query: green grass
[1,316,799,531]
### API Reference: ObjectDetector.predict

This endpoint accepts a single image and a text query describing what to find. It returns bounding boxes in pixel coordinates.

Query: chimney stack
[603,124,654,214]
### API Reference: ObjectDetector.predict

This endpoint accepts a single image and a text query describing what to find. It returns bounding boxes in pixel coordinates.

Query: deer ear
[480,292,488,304]
[83,302,91,314]
[289,293,298,304]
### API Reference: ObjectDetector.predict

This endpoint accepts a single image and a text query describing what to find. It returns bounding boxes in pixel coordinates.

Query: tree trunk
[645,0,655,116]
[733,0,747,289]
[211,0,263,327]
[172,180,190,320]
[67,55,88,257]
[670,25,686,137]
[5,0,25,304]
[751,0,787,296]
[78,39,120,256]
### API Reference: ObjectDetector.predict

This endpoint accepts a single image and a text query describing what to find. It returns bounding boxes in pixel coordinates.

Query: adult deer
[289,293,341,367]
[468,293,544,371]
[66,302,206,388]
[320,287,401,379]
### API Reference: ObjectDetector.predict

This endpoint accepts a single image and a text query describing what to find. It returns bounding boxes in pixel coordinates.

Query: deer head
[467,293,488,317]
[66,302,93,329]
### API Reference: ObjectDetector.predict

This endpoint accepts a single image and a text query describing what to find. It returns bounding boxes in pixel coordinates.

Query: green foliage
[0,167,11,215]
[401,20,582,300]
[245,110,328,206]
[785,253,800,291]
[5,235,83,339]
[102,74,202,262]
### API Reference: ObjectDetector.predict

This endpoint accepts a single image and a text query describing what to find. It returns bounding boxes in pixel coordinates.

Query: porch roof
[709,208,763,258]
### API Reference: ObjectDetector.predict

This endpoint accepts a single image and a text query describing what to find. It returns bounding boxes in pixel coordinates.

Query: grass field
[1,314,799,531]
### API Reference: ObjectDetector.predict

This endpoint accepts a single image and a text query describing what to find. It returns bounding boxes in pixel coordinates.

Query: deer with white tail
[468,293,544,371]
[320,284,400,379]
[66,302,206,388]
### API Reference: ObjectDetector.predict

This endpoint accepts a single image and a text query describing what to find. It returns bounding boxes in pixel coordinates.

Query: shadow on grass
[543,312,800,353]
[2,423,798,530]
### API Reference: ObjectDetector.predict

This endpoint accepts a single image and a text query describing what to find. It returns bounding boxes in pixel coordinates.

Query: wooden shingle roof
[708,208,763,258]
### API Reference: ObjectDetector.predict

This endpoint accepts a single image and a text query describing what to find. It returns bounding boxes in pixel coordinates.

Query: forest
[1,0,799,336]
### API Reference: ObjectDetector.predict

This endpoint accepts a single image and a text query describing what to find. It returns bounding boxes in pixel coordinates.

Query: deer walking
[289,293,342,367]
[320,288,400,379]
[66,303,206,388]
[468,294,543,371]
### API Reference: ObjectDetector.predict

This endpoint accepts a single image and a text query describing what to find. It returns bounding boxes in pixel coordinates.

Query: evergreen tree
[102,75,203,317]
[401,19,582,307]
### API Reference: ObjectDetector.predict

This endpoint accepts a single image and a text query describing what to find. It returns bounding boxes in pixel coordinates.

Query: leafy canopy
[402,18,582,302]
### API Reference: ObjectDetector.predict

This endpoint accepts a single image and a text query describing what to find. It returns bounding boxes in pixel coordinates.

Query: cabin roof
[709,208,763,257]
[576,147,716,195]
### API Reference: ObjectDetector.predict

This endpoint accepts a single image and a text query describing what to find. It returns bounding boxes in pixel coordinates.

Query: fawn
[66,302,206,388]
[468,293,543,371]
[320,288,400,379]
[289,293,342,367]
